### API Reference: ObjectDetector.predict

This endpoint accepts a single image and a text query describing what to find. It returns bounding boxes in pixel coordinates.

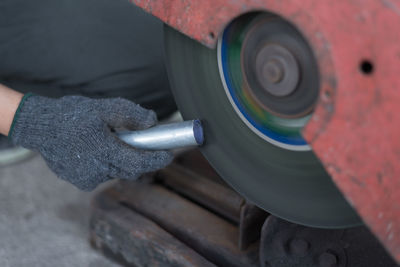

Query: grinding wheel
[164,13,361,228]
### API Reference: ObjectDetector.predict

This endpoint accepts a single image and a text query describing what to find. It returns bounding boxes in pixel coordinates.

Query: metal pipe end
[193,119,204,146]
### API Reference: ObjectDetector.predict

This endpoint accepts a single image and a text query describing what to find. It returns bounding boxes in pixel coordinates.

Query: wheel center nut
[264,59,285,84]
[254,44,300,97]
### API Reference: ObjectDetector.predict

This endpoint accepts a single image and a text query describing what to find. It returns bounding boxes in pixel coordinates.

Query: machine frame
[131,0,400,262]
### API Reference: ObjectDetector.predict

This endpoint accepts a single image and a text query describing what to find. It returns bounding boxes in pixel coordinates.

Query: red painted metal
[131,0,400,262]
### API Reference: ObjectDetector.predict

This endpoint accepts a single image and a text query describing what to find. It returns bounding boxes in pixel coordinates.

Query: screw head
[263,59,285,84]
[319,251,338,267]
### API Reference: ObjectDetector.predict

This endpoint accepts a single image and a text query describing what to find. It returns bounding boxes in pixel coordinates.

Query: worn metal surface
[90,190,215,267]
[173,149,225,184]
[239,203,269,251]
[259,216,398,267]
[113,180,260,267]
[159,160,268,248]
[91,178,396,267]
[90,150,395,266]
[132,0,400,261]
[159,151,268,250]
[91,151,264,266]
[158,163,244,224]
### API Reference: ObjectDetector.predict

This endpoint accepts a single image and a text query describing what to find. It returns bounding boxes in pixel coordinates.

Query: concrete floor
[0,153,122,267]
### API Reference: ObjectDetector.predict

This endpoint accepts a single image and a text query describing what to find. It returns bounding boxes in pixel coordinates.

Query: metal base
[90,150,396,267]
[90,151,262,267]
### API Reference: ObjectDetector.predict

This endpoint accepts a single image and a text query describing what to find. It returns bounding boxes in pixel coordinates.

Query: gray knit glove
[9,94,173,191]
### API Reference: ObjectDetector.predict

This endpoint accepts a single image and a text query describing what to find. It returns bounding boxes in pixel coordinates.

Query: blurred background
[0,153,120,267]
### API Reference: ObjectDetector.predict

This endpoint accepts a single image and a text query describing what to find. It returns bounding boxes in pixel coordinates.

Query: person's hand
[9,94,173,191]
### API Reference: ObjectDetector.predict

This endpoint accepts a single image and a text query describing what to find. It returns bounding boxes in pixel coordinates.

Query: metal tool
[164,19,359,229]
[117,120,204,150]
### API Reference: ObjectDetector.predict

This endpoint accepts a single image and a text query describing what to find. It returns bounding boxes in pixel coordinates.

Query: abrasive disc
[164,20,361,228]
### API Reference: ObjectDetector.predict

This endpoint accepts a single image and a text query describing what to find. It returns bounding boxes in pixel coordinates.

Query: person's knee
[0,0,167,88]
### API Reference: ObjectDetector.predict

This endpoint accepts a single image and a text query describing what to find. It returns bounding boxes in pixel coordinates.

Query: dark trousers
[0,0,176,119]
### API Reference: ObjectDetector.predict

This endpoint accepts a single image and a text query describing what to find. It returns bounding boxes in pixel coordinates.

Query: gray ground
[0,153,122,267]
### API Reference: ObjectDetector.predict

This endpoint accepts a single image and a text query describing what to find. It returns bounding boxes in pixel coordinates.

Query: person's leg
[0,0,176,119]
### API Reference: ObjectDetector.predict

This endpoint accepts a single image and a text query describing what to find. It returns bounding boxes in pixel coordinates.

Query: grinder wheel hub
[219,14,321,151]
[254,44,299,97]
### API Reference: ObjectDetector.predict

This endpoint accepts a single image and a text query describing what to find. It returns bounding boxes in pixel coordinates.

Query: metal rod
[117,120,204,150]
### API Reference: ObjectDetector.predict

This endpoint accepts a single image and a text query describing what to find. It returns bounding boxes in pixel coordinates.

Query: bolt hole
[324,90,331,99]
[360,60,374,75]
[209,32,215,39]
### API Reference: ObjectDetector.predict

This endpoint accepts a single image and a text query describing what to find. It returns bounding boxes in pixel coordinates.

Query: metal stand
[90,150,397,267]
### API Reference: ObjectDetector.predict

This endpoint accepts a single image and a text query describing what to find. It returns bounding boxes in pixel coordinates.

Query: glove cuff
[9,94,57,150]
[8,93,35,141]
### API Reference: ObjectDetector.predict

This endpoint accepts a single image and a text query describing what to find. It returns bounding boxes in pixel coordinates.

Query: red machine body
[131,0,400,262]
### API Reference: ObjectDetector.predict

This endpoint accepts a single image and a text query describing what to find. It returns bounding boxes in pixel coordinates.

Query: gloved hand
[9,94,173,191]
